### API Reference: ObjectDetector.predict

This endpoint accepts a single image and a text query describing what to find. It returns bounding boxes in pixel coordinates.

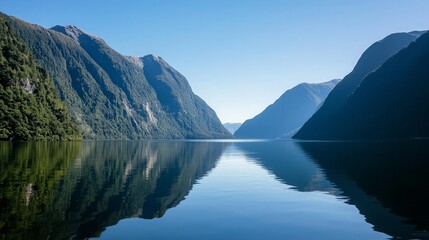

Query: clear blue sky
[1,1,429,123]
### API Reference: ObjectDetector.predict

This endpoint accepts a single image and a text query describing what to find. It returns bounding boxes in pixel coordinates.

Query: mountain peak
[141,54,174,71]
[50,25,101,43]
[143,54,162,62]
[63,25,83,32]
[51,25,83,40]
[125,54,163,68]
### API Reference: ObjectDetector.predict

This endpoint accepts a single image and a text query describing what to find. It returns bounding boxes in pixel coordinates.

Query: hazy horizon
[1,0,429,123]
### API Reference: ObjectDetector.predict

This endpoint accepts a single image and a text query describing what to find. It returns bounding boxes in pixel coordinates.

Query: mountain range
[235,29,428,140]
[2,12,429,141]
[0,13,230,140]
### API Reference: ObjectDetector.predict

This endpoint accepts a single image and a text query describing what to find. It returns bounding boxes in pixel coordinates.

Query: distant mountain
[294,31,426,139]
[223,122,242,134]
[1,13,230,139]
[0,16,81,141]
[234,79,339,139]
[297,31,429,139]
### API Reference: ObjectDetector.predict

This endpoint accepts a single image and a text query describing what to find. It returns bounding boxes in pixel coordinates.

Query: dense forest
[0,17,81,141]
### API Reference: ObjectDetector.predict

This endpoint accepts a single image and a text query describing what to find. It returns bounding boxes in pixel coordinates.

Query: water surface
[0,140,428,239]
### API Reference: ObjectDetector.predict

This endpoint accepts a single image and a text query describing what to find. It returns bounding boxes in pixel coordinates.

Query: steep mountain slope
[140,54,230,138]
[294,31,426,139]
[0,16,81,141]
[296,31,429,139]
[234,79,339,139]
[223,122,242,134]
[2,13,230,139]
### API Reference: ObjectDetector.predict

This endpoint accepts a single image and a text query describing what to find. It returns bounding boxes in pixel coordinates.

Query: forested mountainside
[1,12,230,139]
[0,16,81,141]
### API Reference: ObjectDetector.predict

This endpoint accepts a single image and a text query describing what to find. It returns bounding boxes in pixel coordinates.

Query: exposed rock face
[19,78,36,94]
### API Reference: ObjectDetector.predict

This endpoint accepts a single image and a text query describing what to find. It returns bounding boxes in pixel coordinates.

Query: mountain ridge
[1,13,230,139]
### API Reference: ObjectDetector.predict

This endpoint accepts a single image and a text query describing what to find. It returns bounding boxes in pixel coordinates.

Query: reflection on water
[0,140,428,239]
[236,140,429,239]
[0,142,81,239]
[0,141,227,239]
[297,140,429,239]
[236,141,339,194]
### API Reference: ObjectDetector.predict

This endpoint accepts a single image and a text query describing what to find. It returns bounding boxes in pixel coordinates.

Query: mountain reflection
[0,141,227,240]
[298,140,429,239]
[236,140,429,239]
[235,141,339,194]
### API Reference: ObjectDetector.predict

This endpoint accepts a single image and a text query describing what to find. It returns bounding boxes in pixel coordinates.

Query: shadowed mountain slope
[294,31,425,139]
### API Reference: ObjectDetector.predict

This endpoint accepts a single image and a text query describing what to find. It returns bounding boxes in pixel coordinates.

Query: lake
[0,140,428,239]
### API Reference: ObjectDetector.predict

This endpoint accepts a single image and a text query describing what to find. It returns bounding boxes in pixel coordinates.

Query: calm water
[0,140,428,239]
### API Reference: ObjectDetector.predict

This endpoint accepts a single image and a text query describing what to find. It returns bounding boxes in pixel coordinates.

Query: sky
[1,1,429,123]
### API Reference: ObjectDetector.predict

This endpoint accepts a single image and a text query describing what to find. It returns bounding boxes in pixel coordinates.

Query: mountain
[294,31,426,139]
[139,54,230,138]
[0,16,81,140]
[234,79,339,139]
[297,31,429,139]
[223,122,242,134]
[1,13,230,139]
